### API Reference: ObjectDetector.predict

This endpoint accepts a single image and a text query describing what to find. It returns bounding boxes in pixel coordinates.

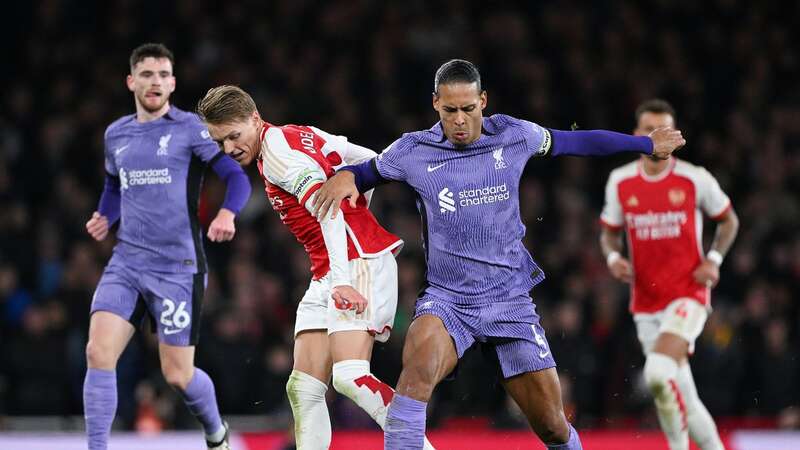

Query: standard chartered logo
[438,188,456,212]
[438,183,510,213]
[119,167,172,190]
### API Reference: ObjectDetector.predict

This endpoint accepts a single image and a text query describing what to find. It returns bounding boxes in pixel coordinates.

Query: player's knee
[643,353,678,396]
[161,362,193,390]
[85,340,116,369]
[534,412,570,444]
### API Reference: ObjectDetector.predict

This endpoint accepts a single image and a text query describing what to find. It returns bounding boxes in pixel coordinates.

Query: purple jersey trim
[209,153,251,214]
[97,173,121,224]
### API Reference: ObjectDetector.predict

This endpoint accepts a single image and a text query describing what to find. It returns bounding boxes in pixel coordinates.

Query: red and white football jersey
[257,123,403,280]
[601,158,732,313]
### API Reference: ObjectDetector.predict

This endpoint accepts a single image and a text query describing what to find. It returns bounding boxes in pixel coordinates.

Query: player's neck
[641,156,671,176]
[135,101,171,123]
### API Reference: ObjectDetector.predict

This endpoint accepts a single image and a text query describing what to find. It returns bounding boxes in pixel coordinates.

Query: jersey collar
[638,157,677,182]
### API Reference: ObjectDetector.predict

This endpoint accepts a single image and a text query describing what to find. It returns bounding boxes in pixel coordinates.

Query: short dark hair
[433,59,482,95]
[635,98,676,123]
[129,43,174,71]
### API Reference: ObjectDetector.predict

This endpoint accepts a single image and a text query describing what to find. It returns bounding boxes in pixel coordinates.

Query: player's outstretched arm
[548,127,685,159]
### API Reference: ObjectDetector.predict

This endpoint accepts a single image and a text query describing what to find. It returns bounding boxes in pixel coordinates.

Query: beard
[136,92,169,113]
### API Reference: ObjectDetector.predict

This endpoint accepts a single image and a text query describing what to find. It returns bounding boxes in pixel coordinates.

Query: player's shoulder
[607,160,639,184]
[169,107,207,130]
[483,113,533,132]
[672,158,715,183]
[104,113,136,139]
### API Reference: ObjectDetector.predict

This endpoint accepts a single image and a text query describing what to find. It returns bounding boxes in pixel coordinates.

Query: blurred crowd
[2,0,799,433]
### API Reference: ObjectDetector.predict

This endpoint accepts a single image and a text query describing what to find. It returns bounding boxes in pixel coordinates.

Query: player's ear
[432,92,440,111]
[480,90,487,110]
[126,74,135,92]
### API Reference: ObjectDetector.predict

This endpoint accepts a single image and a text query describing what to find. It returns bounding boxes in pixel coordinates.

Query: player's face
[126,57,175,113]
[635,112,675,161]
[207,112,262,166]
[433,82,487,146]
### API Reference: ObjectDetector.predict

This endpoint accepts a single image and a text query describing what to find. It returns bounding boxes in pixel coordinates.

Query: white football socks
[286,370,331,449]
[676,363,724,450]
[644,353,688,450]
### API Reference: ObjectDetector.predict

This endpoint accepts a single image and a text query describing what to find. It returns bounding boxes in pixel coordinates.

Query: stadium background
[1,0,798,449]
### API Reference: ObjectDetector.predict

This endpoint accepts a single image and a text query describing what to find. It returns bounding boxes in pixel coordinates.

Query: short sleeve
[697,168,731,219]
[309,126,378,165]
[520,119,553,157]
[188,115,224,163]
[600,173,624,229]
[262,128,328,206]
[375,137,408,182]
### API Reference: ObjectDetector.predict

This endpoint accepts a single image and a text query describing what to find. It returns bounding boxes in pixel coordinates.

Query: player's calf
[644,353,689,450]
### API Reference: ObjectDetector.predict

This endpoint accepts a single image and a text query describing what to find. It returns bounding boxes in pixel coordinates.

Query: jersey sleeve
[600,172,624,229]
[309,126,378,165]
[189,115,225,163]
[519,119,553,158]
[697,168,732,219]
[103,131,117,175]
[374,137,409,182]
[261,128,328,206]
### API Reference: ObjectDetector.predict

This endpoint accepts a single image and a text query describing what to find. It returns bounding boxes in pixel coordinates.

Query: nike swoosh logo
[114,144,129,155]
[164,328,183,335]
[539,350,550,358]
[427,162,447,172]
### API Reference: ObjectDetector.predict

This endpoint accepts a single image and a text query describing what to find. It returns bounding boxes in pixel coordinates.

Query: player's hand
[312,171,359,221]
[331,285,368,314]
[693,259,720,288]
[86,211,110,241]
[649,127,686,159]
[608,257,633,283]
[207,208,236,242]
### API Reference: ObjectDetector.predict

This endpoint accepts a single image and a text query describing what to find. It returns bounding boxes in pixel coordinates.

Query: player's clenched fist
[692,258,720,288]
[331,285,368,314]
[207,208,236,242]
[86,211,110,241]
[649,127,686,159]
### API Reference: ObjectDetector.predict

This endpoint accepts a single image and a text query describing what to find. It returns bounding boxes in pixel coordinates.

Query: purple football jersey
[103,107,221,273]
[376,114,552,302]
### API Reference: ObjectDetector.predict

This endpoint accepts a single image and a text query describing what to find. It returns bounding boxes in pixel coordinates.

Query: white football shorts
[634,298,709,355]
[294,252,397,343]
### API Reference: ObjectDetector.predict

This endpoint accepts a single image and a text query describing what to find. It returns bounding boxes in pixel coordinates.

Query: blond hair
[196,85,257,124]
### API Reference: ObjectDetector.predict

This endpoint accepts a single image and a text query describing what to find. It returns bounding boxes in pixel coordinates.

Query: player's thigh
[294,330,332,383]
[501,368,568,437]
[397,315,458,393]
[653,298,708,360]
[87,265,142,367]
[633,312,662,355]
[144,272,205,347]
[86,311,136,368]
[330,330,374,362]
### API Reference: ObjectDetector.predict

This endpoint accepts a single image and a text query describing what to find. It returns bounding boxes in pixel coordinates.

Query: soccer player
[312,59,686,450]
[600,99,738,450]
[84,44,251,450]
[196,85,435,450]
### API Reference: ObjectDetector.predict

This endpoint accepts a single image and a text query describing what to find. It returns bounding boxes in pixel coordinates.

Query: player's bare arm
[207,207,237,242]
[312,170,360,220]
[600,227,633,283]
[693,208,739,287]
[649,127,686,159]
[86,211,110,241]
